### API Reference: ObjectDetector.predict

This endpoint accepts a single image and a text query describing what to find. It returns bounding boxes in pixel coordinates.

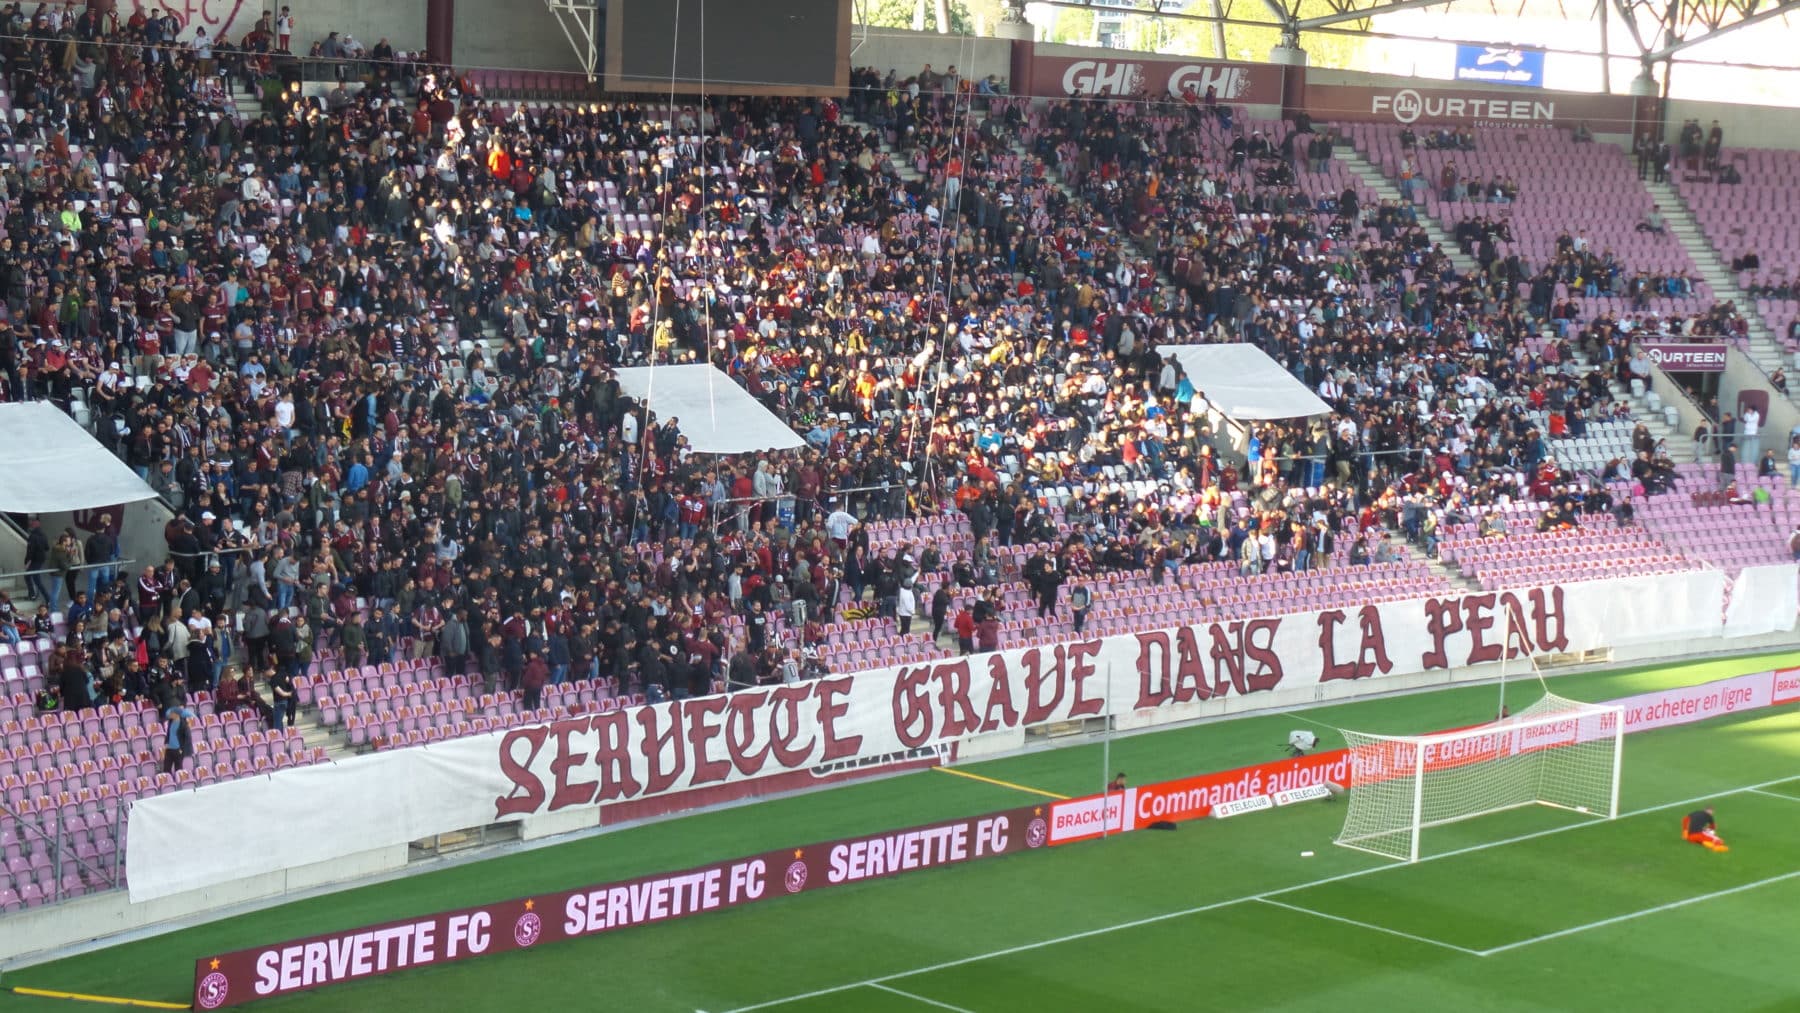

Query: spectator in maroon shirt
[520,650,549,711]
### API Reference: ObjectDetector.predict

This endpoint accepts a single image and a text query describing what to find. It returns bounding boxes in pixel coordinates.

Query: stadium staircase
[1337,147,1479,276]
[1646,177,1795,391]
[289,708,353,762]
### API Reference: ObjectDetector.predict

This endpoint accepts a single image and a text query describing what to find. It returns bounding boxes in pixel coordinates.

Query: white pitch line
[870,982,979,1013]
[1254,898,1486,956]
[1476,869,1800,957]
[1747,787,1800,804]
[718,774,1800,1013]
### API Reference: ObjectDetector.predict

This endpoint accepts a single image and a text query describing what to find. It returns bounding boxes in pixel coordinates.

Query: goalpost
[1335,693,1624,863]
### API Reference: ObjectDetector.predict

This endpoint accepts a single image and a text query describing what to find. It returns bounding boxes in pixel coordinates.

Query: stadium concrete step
[291,710,355,760]
[1421,548,1482,593]
[1337,147,1481,277]
[839,111,925,184]
[230,79,264,122]
[1648,178,1795,389]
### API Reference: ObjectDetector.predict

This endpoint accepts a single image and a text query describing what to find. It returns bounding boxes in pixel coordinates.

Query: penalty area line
[717,774,1800,1012]
[869,982,979,1012]
[1747,786,1800,804]
[1476,869,1800,956]
[932,766,1069,800]
[1254,898,1484,956]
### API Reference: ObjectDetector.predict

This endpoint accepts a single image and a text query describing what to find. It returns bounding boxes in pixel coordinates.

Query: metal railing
[0,559,136,607]
[704,482,911,538]
[0,798,127,909]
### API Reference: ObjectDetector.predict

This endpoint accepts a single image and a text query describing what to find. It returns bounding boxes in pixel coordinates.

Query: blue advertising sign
[1453,45,1546,88]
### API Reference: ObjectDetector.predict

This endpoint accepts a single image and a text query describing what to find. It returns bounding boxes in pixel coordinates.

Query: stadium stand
[0,13,1796,913]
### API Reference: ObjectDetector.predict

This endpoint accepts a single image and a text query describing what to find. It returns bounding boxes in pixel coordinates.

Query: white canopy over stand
[612,364,806,454]
[1156,343,1333,421]
[0,402,159,512]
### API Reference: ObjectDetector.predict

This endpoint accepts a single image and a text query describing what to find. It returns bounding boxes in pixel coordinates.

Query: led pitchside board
[192,805,1047,1008]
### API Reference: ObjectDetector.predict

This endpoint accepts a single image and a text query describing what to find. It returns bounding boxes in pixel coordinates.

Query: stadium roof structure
[0,402,159,513]
[612,364,808,455]
[1156,343,1333,420]
[1036,0,1800,70]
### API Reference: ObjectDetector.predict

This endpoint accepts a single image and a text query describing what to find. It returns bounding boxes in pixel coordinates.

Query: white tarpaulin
[612,364,806,454]
[0,402,158,513]
[126,571,1729,903]
[1156,343,1333,420]
[1723,563,1800,638]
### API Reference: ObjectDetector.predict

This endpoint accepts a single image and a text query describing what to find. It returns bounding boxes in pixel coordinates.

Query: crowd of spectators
[0,2,1727,733]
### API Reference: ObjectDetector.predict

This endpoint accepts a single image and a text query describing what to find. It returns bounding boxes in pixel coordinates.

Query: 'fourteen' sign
[1305,82,1637,129]
[1640,342,1728,372]
[191,805,1048,1008]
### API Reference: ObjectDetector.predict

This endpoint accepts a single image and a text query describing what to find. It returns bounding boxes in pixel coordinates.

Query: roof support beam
[545,0,601,82]
[1611,0,1655,56]
[1642,0,1800,59]
[1294,0,1449,30]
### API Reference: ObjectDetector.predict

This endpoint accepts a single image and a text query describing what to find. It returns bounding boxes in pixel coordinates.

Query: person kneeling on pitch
[1682,806,1728,852]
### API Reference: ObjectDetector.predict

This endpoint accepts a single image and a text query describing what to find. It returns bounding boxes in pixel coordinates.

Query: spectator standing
[340,612,367,668]
[1740,405,1762,465]
[439,605,470,676]
[271,548,300,611]
[1069,581,1092,634]
[50,532,83,611]
[975,613,1000,653]
[84,527,117,602]
[895,583,916,636]
[479,632,505,694]
[242,600,270,668]
[930,584,951,640]
[22,516,51,605]
[268,664,297,730]
[954,605,976,655]
[521,650,549,710]
[160,703,197,773]
[186,629,217,694]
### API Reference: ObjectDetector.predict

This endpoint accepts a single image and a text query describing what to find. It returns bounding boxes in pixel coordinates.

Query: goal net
[1335,693,1623,862]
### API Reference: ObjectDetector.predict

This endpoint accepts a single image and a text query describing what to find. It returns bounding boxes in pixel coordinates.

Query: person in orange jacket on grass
[1682,806,1728,852]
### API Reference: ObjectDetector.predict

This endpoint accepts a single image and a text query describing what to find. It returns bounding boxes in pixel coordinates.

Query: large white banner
[127,572,1727,902]
[1722,563,1800,639]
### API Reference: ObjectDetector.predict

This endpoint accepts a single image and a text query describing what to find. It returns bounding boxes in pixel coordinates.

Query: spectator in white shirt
[191,28,213,75]
[1740,406,1761,464]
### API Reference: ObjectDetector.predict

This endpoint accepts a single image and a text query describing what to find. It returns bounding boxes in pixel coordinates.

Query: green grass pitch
[7,650,1800,1012]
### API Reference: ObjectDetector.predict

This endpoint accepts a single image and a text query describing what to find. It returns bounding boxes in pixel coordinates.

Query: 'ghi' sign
[1020,51,1281,105]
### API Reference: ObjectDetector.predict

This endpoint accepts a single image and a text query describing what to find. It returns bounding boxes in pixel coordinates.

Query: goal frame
[1336,699,1625,863]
